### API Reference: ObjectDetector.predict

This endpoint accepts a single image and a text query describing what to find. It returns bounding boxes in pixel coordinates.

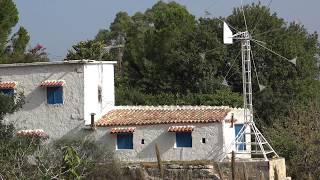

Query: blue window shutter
[235,124,246,150]
[117,134,133,149]
[47,87,63,104]
[0,89,14,95]
[176,132,192,147]
[47,87,54,104]
[54,87,63,104]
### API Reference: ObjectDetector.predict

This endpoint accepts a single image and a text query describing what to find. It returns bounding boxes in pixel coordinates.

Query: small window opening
[47,87,63,104]
[176,132,192,147]
[98,86,102,103]
[141,139,145,144]
[202,138,206,144]
[117,133,133,149]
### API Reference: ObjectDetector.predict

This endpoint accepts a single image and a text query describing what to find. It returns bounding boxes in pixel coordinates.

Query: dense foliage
[266,101,320,179]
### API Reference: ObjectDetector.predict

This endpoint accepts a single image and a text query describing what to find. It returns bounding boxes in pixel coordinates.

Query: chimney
[230,113,234,127]
[90,113,96,130]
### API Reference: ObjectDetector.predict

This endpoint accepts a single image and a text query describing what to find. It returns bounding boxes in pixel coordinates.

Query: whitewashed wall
[0,61,116,139]
[0,62,85,139]
[94,123,224,162]
[222,108,251,159]
[83,63,115,125]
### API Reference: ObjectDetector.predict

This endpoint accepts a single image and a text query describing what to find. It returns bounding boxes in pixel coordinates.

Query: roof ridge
[113,105,232,110]
[96,105,238,127]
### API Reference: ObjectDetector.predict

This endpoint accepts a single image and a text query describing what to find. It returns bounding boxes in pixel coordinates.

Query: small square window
[47,87,63,104]
[141,139,145,144]
[0,89,14,95]
[202,138,206,144]
[117,133,133,149]
[176,132,192,148]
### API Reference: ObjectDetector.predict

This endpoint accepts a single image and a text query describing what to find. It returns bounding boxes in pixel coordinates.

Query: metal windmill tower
[218,2,299,160]
[202,0,297,162]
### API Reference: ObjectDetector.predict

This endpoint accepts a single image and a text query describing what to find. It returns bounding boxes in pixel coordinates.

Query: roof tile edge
[112,105,233,110]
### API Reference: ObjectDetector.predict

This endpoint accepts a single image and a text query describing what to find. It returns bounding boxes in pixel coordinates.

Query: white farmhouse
[0,60,116,139]
[94,106,249,161]
[0,60,250,162]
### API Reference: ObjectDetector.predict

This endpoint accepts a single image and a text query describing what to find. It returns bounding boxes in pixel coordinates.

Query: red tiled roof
[40,80,65,87]
[168,125,194,132]
[16,129,48,137]
[110,127,136,134]
[96,106,231,126]
[0,81,17,89]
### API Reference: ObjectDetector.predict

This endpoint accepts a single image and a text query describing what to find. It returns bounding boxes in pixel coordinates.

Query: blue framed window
[0,89,14,95]
[47,87,63,104]
[235,124,246,151]
[176,132,192,147]
[117,133,133,149]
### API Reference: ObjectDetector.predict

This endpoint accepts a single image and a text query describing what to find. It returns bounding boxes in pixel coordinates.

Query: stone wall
[120,158,290,180]
[123,162,220,180]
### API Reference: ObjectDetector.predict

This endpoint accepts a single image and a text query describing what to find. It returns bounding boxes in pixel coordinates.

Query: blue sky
[13,0,320,60]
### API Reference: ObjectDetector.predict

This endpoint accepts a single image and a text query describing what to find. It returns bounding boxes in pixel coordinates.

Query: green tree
[121,1,228,95]
[66,40,108,60]
[0,0,48,64]
[11,26,30,54]
[265,100,320,179]
[0,0,18,56]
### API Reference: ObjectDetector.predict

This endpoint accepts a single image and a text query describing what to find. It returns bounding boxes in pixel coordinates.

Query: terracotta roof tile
[16,129,48,137]
[0,81,17,89]
[110,127,136,134]
[96,106,231,126]
[40,80,65,87]
[168,125,194,132]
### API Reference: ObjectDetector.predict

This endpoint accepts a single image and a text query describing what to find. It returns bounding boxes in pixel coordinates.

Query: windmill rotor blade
[251,39,290,61]
[222,78,229,86]
[289,57,297,66]
[259,84,266,91]
[240,0,248,31]
[252,27,283,38]
[251,38,266,45]
[199,53,205,60]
